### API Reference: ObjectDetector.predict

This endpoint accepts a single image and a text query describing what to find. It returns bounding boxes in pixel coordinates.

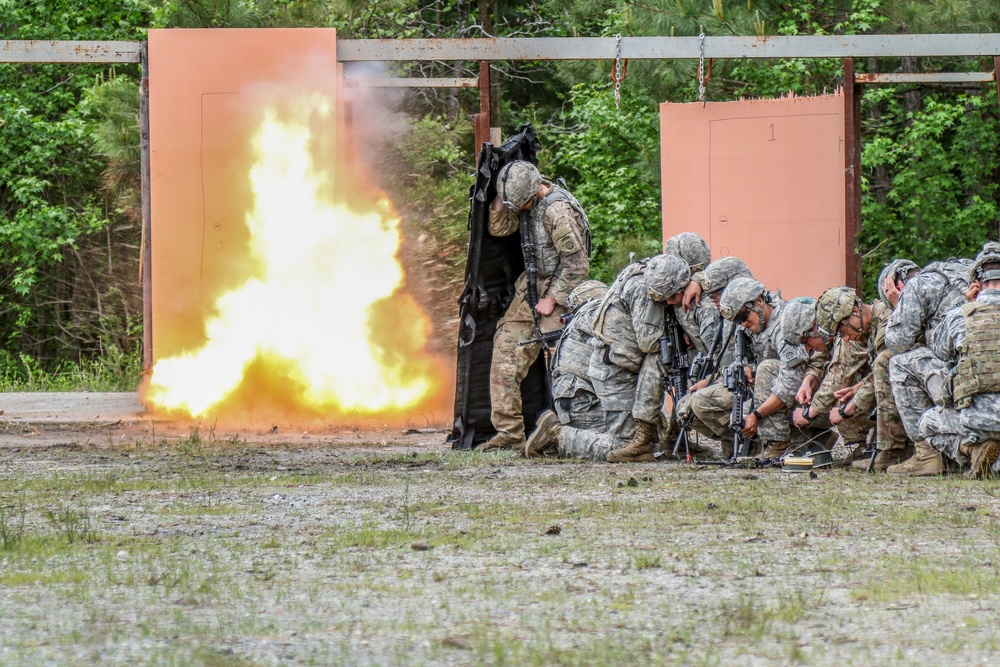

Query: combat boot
[760,441,791,460]
[886,441,945,477]
[852,448,908,472]
[479,431,526,453]
[606,421,657,463]
[960,440,1000,480]
[524,410,562,458]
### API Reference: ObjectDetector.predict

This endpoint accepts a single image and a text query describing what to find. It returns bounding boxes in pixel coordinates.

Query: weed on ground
[0,440,998,665]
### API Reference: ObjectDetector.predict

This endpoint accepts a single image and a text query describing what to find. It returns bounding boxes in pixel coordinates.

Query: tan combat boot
[760,441,791,460]
[606,421,657,463]
[960,440,1000,480]
[524,410,562,458]
[479,431,526,453]
[852,448,908,472]
[886,441,945,477]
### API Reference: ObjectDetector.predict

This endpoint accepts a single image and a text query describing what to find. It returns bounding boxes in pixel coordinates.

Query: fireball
[145,97,443,420]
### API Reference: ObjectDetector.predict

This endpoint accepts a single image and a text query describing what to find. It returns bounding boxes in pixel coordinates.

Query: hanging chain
[697,32,707,107]
[613,33,624,110]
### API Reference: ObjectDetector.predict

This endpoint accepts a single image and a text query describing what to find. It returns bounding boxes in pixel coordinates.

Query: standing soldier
[480,161,590,452]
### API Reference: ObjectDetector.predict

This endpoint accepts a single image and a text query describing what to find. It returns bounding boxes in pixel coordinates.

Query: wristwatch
[838,403,850,419]
[751,409,763,422]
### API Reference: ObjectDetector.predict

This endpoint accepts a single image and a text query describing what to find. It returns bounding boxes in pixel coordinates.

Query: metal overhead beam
[4,35,1000,64]
[0,40,141,63]
[855,71,995,84]
[336,34,1000,62]
[344,77,478,88]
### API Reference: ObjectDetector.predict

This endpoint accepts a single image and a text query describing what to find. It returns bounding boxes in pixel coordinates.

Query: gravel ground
[0,394,998,666]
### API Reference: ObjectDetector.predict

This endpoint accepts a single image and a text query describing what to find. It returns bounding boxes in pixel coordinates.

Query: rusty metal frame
[4,34,1000,346]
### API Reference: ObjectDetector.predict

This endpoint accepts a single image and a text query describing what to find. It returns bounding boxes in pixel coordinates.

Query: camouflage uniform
[689,289,809,450]
[550,287,605,431]
[552,260,669,461]
[666,232,715,353]
[488,178,590,441]
[917,289,1000,468]
[886,259,973,444]
[805,339,873,444]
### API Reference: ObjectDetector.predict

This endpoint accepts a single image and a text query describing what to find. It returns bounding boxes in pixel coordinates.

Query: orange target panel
[148,28,339,362]
[661,94,846,300]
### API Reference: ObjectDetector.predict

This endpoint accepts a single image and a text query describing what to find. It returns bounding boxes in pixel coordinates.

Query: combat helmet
[665,232,711,273]
[816,286,860,336]
[781,297,819,347]
[497,160,542,211]
[719,277,768,333]
[699,256,753,295]
[877,259,919,307]
[970,241,1000,283]
[645,254,691,302]
[567,279,608,310]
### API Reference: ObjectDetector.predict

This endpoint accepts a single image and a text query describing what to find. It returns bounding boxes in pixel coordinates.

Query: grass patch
[851,555,1000,602]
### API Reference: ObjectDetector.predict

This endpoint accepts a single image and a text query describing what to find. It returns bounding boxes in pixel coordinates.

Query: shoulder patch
[551,223,583,255]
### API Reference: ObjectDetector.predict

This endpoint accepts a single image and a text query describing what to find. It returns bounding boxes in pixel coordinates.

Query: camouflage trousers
[872,350,910,451]
[587,344,665,436]
[554,388,604,430]
[809,409,873,447]
[920,395,1000,472]
[888,347,952,443]
[688,360,812,452]
[556,426,623,461]
[490,292,565,440]
[556,353,637,461]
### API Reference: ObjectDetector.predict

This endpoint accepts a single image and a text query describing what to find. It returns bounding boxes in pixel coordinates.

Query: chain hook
[697,33,707,107]
[612,33,629,110]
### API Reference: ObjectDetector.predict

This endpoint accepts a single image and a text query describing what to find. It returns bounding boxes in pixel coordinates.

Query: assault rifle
[519,211,553,407]
[656,307,690,460]
[671,321,733,460]
[660,307,690,401]
[689,321,725,384]
[722,328,756,460]
[518,312,576,348]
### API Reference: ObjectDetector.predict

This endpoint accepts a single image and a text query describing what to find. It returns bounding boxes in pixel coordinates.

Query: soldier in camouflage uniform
[916,242,1000,479]
[548,280,608,430]
[866,259,921,468]
[790,287,879,455]
[690,278,808,459]
[885,256,974,475]
[665,232,715,353]
[526,254,692,461]
[481,161,590,452]
[672,257,754,451]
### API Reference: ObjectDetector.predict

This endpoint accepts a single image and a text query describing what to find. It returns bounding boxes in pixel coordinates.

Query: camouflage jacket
[551,298,602,400]
[808,298,888,414]
[885,259,972,354]
[592,262,663,372]
[673,296,720,355]
[754,293,809,405]
[488,181,590,307]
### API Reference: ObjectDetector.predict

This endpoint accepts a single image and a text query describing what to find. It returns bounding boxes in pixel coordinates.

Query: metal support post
[475,61,492,153]
[139,42,153,372]
[843,59,863,290]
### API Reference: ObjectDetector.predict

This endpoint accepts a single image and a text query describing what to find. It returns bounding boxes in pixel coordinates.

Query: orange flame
[144,97,447,422]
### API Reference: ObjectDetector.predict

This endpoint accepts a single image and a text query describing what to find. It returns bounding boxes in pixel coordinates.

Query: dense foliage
[2,0,999,387]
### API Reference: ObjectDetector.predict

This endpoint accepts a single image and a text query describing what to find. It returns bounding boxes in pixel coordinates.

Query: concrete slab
[0,392,145,424]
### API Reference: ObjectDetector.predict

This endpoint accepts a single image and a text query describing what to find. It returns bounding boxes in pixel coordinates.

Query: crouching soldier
[525,254,691,461]
[790,287,880,457]
[916,242,1000,478]
[689,278,808,459]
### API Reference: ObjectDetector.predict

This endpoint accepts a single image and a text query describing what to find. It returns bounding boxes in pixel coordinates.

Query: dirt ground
[2,393,1000,666]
